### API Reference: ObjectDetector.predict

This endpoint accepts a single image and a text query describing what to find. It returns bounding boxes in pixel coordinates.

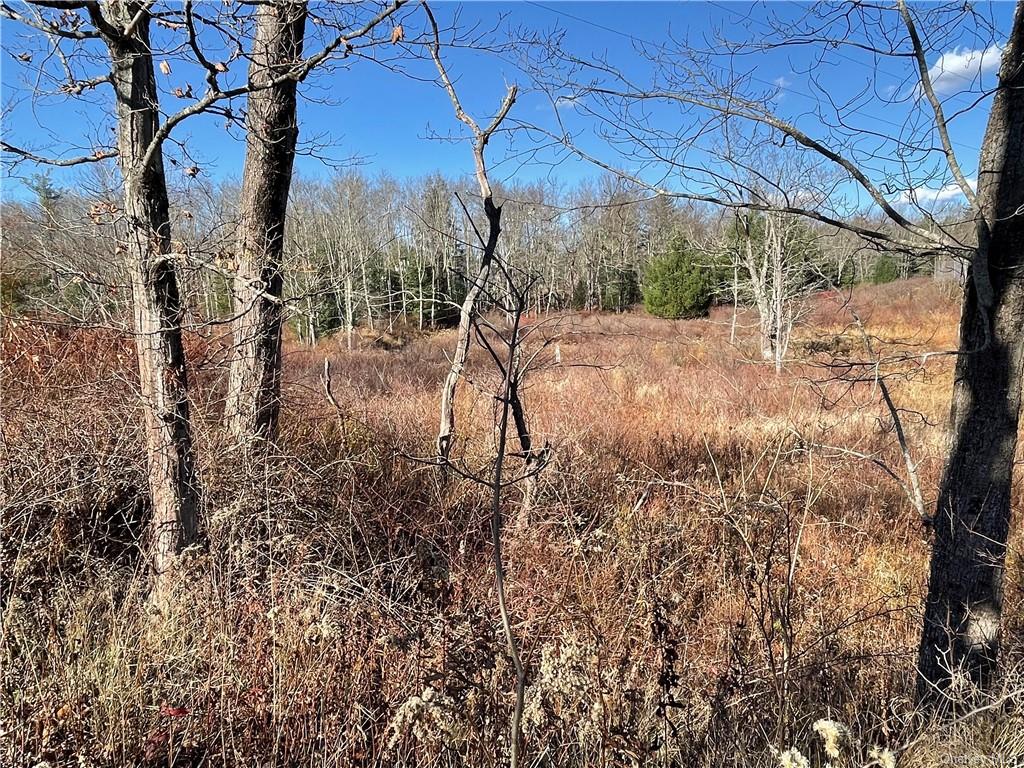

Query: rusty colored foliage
[2,279,1022,767]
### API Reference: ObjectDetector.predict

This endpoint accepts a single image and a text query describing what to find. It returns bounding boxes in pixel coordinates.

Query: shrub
[0,269,47,314]
[642,239,717,318]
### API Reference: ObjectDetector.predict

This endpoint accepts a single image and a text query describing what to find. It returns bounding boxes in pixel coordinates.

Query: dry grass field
[3,278,1022,766]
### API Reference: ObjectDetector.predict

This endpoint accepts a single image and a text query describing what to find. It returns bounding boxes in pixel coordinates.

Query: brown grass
[2,278,1022,767]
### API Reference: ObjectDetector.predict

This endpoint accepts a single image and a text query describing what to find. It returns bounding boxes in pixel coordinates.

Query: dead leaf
[143,728,168,763]
[159,60,171,76]
[390,25,404,44]
[214,61,228,73]
[159,702,190,718]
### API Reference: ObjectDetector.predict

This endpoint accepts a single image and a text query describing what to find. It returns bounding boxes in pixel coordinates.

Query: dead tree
[732,207,820,373]
[424,3,517,462]
[417,268,544,768]
[424,4,548,520]
[471,278,534,768]
[423,4,551,764]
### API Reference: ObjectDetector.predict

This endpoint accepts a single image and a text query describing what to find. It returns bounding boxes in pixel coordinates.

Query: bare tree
[101,0,202,582]
[424,3,517,462]
[730,206,822,372]
[224,0,308,445]
[1,0,405,584]
[916,4,1024,704]
[423,4,553,764]
[225,0,407,446]
[0,0,207,583]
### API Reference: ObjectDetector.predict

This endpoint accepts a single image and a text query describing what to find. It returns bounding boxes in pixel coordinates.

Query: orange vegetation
[3,278,1021,766]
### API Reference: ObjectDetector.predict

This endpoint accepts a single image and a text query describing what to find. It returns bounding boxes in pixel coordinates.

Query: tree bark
[102,1,201,580]
[739,215,774,362]
[438,196,501,460]
[226,1,308,444]
[917,2,1024,703]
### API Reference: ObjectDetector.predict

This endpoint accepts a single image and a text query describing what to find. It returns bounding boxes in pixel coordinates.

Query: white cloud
[553,95,581,112]
[927,44,1003,95]
[897,178,976,205]
[769,76,791,103]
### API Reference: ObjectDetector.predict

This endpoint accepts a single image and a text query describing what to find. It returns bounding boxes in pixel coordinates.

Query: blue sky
[0,1,1015,206]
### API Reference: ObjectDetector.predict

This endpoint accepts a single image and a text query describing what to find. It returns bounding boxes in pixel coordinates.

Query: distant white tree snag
[732,209,816,373]
[100,0,201,580]
[225,1,308,444]
[916,2,1024,705]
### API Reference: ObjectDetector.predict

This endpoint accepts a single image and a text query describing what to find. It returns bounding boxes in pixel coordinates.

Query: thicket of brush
[2,279,1022,767]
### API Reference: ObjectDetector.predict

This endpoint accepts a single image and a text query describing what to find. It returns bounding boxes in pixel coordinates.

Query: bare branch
[423,0,516,200]
[2,1,98,39]
[898,0,979,209]
[1,141,117,166]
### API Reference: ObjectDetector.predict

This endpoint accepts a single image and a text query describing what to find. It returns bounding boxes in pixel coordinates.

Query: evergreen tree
[871,253,899,284]
[642,239,717,318]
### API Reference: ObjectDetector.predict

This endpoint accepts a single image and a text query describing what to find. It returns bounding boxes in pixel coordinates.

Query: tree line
[3,168,947,344]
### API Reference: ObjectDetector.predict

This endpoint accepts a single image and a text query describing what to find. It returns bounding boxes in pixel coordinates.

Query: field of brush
[3,277,1022,767]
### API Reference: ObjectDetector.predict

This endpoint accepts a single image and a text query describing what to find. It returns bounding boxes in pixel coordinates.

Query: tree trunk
[438,197,501,460]
[738,215,775,362]
[917,4,1024,703]
[730,262,739,345]
[771,216,785,373]
[103,1,201,581]
[345,273,354,350]
[361,254,374,331]
[226,1,307,444]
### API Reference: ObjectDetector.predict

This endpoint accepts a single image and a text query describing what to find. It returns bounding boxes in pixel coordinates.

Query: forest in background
[1,168,956,340]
